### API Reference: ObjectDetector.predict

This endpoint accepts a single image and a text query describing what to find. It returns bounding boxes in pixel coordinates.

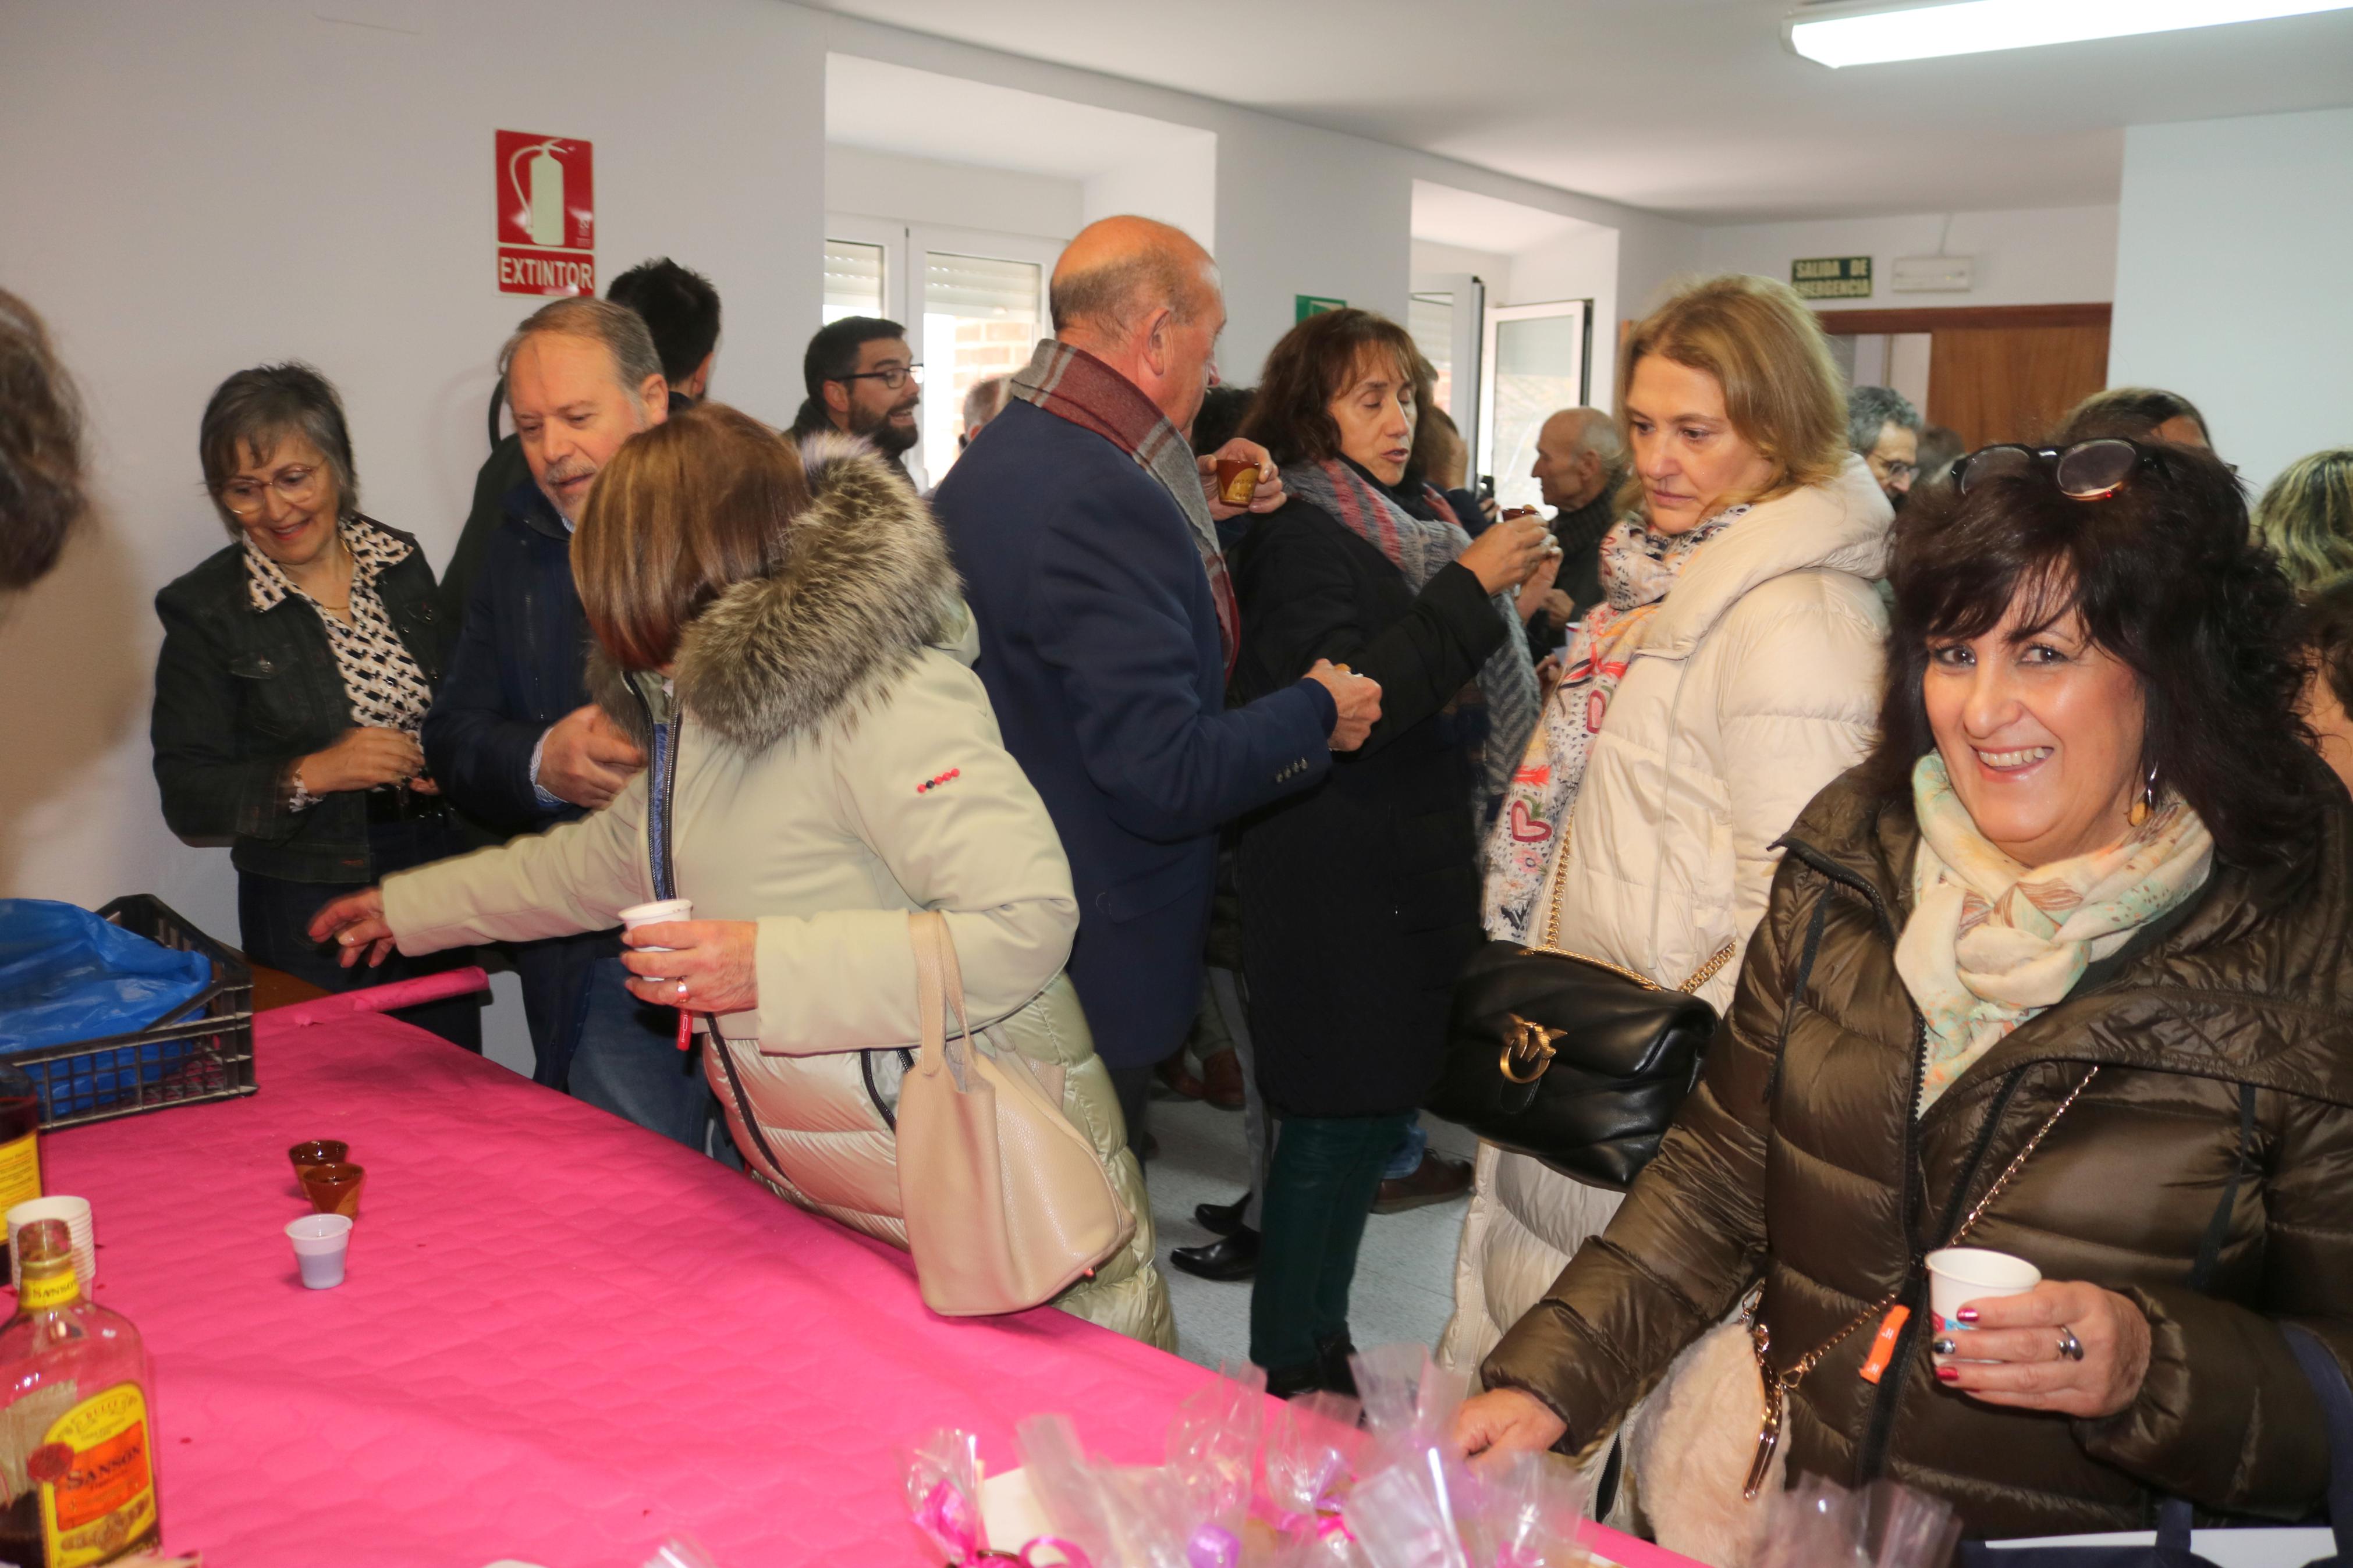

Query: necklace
[289,530,355,615]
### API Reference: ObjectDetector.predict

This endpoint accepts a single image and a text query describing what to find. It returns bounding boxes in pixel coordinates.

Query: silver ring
[2056,1325,2085,1362]
[675,981,690,1001]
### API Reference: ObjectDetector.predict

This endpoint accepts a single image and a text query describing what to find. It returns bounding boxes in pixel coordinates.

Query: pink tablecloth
[41,1003,1215,1567]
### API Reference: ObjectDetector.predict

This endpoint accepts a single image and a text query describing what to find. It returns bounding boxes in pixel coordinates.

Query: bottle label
[0,1131,40,1218]
[36,1382,156,1568]
[19,1266,76,1311]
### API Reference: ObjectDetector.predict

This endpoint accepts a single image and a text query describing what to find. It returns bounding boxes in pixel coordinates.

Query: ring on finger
[2056,1325,2085,1362]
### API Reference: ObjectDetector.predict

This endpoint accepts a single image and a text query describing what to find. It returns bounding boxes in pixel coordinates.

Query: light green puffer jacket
[381,436,1172,1349]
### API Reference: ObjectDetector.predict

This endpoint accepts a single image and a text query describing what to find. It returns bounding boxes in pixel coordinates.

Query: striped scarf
[1007,339,1236,677]
[1280,457,1540,820]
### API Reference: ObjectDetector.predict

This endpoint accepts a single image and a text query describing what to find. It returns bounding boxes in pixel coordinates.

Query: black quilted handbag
[1427,841,1734,1190]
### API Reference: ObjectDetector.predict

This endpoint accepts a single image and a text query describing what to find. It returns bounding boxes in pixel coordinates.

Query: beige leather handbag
[895,911,1135,1317]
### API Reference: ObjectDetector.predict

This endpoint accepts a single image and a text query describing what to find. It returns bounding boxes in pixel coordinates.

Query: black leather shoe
[1195,1193,1251,1236]
[1315,1330,1360,1398]
[1169,1227,1258,1281]
[1264,1360,1323,1400]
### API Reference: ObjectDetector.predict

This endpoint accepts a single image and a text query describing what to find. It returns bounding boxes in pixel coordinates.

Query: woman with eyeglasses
[151,363,478,1047]
[1454,435,2353,1548]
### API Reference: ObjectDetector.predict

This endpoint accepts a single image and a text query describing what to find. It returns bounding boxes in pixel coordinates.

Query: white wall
[0,0,826,949]
[2111,108,2353,489]
[1698,205,2120,310]
[826,145,1083,241]
[1412,241,1513,304]
[1082,138,1219,254]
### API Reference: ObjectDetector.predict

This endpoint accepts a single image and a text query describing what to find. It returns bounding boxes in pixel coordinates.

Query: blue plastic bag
[0,900,212,1053]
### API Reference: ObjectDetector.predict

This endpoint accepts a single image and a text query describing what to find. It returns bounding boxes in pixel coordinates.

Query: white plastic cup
[1926,1246,2040,1357]
[286,1213,353,1289]
[619,899,693,951]
[8,1197,95,1291]
[619,898,693,982]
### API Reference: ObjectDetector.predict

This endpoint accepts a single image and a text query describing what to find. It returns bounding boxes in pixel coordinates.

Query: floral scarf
[1280,458,1540,817]
[1481,506,1744,942]
[1898,751,2214,1112]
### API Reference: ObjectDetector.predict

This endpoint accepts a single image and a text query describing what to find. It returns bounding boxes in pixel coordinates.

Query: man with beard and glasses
[423,298,730,1161]
[791,316,922,482]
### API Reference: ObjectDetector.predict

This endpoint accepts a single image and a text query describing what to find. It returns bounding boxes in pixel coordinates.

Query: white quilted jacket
[1440,454,1894,1374]
[382,442,1172,1349]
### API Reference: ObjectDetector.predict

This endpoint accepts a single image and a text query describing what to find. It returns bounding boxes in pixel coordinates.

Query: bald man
[1525,407,1627,648]
[931,215,1380,1148]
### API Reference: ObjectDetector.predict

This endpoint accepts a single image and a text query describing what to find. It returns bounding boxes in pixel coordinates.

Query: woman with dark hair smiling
[152,363,478,1047]
[1453,434,2353,1546]
[1226,307,1555,1395]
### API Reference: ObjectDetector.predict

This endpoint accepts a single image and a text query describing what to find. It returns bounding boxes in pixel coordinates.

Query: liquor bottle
[0,1219,159,1566]
[0,1064,42,1218]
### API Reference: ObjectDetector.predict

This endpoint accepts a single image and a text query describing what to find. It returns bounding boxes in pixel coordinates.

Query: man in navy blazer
[932,216,1381,1149]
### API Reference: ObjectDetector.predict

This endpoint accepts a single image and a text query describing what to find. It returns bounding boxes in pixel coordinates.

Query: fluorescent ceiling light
[1786,0,2353,66]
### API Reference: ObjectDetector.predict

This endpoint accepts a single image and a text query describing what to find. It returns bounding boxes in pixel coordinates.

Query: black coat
[1229,496,1507,1118]
[420,478,613,1088]
[151,520,450,884]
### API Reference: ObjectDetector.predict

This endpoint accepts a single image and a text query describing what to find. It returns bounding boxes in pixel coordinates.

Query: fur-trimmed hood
[593,432,964,752]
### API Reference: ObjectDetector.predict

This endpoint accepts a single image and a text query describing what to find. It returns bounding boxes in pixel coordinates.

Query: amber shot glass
[288,1139,349,1178]
[301,1161,365,1218]
[1214,457,1261,507]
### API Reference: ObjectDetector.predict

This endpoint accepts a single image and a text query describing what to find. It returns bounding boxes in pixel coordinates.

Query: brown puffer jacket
[1481,767,2353,1538]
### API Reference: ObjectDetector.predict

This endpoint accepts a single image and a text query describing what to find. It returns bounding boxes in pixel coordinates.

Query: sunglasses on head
[1953,438,2146,500]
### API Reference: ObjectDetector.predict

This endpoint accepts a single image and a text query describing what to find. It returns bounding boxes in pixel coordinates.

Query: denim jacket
[150,520,450,884]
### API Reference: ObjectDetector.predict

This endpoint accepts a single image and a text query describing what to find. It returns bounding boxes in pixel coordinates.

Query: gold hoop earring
[2128,763,2159,829]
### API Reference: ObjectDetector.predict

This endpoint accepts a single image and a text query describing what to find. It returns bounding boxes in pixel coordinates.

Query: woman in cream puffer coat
[1443,276,1893,1378]
[319,411,1172,1348]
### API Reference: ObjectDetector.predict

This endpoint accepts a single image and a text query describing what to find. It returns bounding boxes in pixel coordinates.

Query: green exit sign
[1295,294,1347,321]
[1791,257,1872,300]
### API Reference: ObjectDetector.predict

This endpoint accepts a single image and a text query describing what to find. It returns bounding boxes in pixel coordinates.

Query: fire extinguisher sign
[495,131,595,296]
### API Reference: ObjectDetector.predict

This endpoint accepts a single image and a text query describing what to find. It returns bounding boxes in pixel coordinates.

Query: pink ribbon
[913,1484,1097,1568]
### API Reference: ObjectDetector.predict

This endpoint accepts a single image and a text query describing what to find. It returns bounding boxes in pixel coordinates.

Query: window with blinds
[822,240,885,324]
[922,251,1043,472]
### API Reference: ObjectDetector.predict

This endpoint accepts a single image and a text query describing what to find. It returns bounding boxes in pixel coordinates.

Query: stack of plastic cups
[7,1196,96,1290]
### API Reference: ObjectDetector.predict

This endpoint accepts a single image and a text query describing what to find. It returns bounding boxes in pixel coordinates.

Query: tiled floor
[1141,1090,1484,1371]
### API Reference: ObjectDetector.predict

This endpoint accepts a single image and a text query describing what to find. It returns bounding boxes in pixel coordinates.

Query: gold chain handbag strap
[1528,813,1737,994]
[1741,1063,2103,1498]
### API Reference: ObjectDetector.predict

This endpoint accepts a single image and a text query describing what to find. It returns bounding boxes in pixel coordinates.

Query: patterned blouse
[244,517,433,809]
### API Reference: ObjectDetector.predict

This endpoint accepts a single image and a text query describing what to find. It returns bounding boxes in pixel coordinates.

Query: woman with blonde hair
[2255,446,2353,594]
[310,404,1172,1346]
[1443,275,1895,1396]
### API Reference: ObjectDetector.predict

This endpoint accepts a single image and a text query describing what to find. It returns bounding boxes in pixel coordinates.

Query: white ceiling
[1410,180,1607,252]
[826,54,1214,182]
[801,1,2353,222]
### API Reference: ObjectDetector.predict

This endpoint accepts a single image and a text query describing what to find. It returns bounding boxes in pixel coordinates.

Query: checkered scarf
[1007,339,1236,677]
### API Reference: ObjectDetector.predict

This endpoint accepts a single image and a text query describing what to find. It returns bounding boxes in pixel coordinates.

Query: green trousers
[1248,1110,1411,1374]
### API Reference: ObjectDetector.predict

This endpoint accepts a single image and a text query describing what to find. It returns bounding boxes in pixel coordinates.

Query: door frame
[1411,271,1486,464]
[1479,298,1592,503]
[1814,302,2110,335]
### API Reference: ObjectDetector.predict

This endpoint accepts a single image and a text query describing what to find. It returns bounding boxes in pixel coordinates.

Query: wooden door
[1818,304,2111,449]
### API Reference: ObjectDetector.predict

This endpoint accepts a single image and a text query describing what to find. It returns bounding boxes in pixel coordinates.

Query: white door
[1479,300,1591,515]
[1408,271,1486,465]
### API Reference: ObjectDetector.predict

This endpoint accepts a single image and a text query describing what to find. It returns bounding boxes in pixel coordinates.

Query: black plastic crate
[2,895,256,1130]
